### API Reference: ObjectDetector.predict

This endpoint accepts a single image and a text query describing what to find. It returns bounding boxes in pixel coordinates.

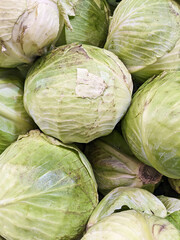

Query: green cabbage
[0,0,63,68]
[83,210,180,240]
[122,71,180,178]
[0,130,98,240]
[85,130,162,195]
[56,0,110,47]
[24,43,133,143]
[87,187,167,229]
[0,68,35,154]
[105,0,180,82]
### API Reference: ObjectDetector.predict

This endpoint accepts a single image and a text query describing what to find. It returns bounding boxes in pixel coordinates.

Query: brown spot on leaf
[169,2,180,16]
[69,44,90,59]
[139,164,162,185]
[144,98,152,110]
[152,224,167,236]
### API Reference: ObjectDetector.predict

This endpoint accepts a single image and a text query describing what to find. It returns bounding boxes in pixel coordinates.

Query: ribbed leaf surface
[24,43,132,143]
[83,210,180,240]
[0,130,98,240]
[87,187,167,228]
[0,69,34,154]
[105,0,180,73]
[122,71,180,178]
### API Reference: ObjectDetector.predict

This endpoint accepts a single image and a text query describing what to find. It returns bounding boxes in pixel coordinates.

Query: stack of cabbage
[0,0,180,239]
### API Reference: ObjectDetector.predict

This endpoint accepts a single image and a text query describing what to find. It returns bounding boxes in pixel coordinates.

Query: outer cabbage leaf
[87,187,167,229]
[24,43,133,144]
[158,195,180,215]
[0,130,98,240]
[105,0,180,79]
[0,68,35,154]
[85,130,162,194]
[122,71,180,178]
[0,0,62,67]
[57,0,110,47]
[82,210,180,240]
[167,212,180,231]
[57,0,79,29]
[133,39,180,82]
[158,195,180,231]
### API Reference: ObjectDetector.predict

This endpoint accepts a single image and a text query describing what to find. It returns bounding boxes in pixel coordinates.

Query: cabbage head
[87,187,167,229]
[122,71,180,179]
[0,0,81,68]
[85,130,162,195]
[0,130,98,240]
[0,68,35,154]
[105,0,180,82]
[56,0,110,47]
[0,0,61,68]
[24,43,133,144]
[82,210,180,240]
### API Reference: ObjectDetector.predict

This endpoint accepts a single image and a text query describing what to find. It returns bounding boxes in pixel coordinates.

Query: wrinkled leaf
[85,130,162,194]
[158,195,180,231]
[0,68,35,154]
[24,43,133,144]
[87,187,167,228]
[83,210,180,240]
[0,130,98,240]
[57,0,110,47]
[105,0,180,78]
[122,71,180,178]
